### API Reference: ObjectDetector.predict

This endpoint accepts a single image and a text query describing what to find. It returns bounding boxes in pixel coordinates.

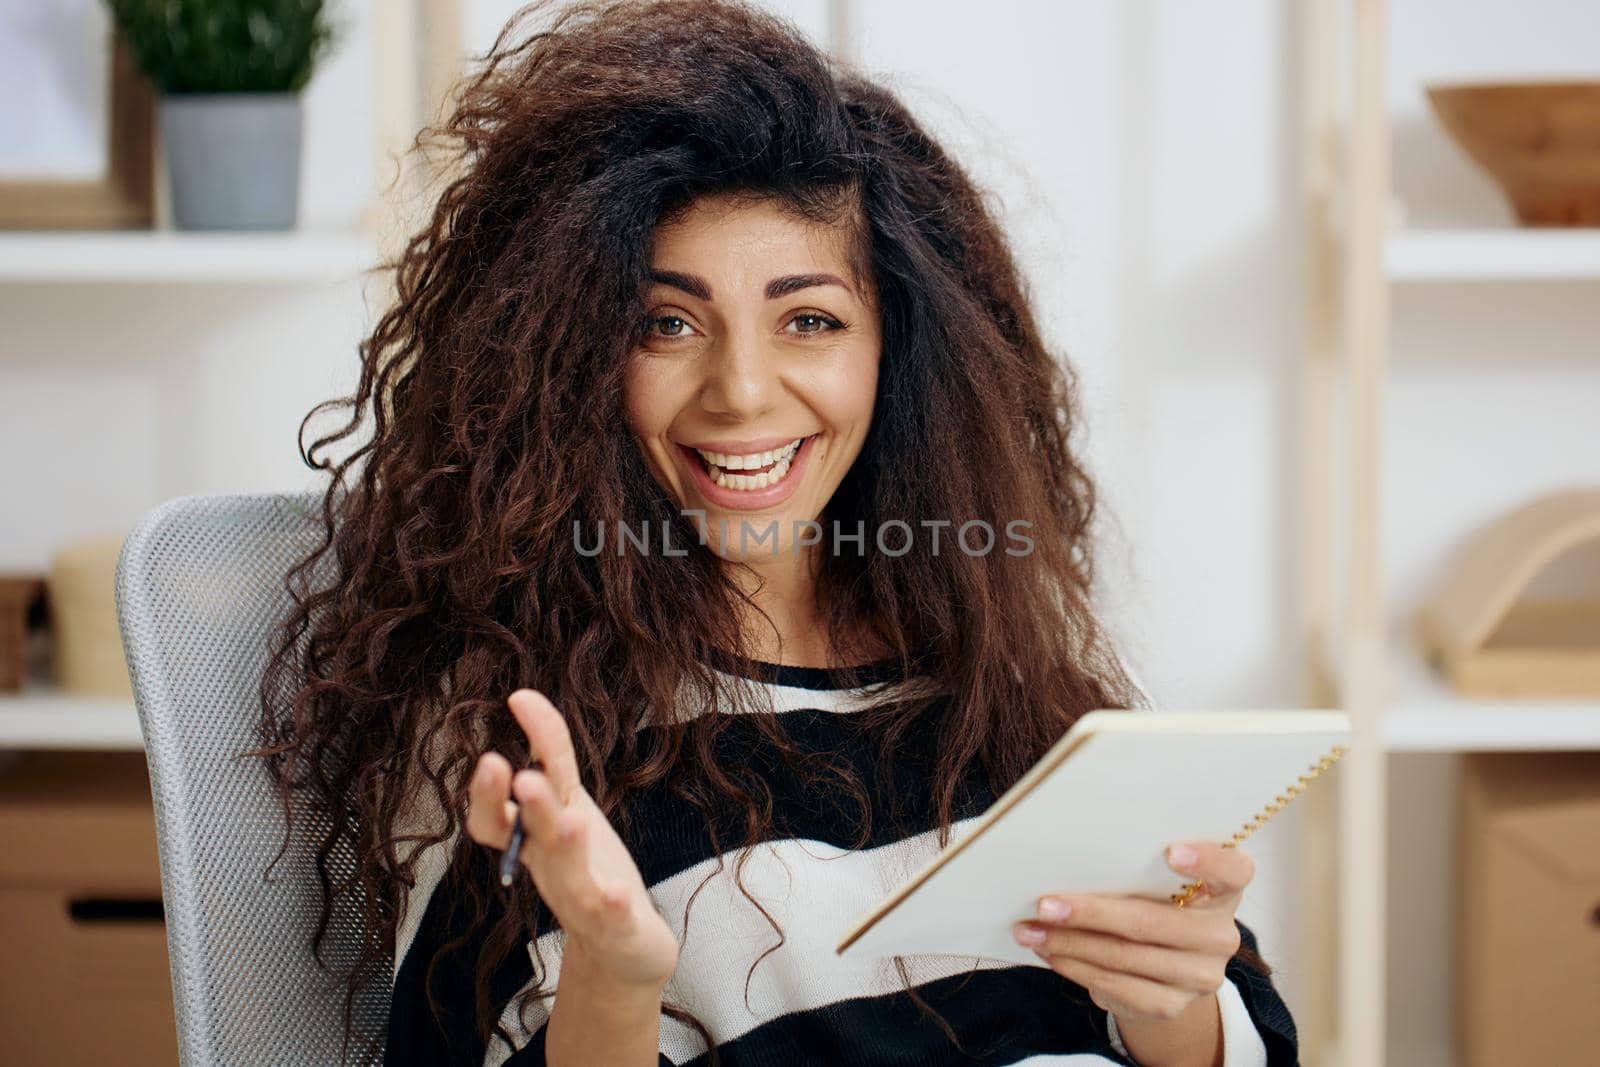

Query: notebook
[835,709,1351,964]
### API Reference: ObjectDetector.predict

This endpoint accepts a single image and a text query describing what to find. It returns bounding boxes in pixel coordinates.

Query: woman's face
[624,194,881,561]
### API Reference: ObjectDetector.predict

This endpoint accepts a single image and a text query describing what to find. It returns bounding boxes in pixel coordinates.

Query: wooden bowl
[1427,81,1600,226]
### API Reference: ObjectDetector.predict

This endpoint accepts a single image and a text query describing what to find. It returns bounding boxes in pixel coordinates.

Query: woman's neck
[724,546,885,669]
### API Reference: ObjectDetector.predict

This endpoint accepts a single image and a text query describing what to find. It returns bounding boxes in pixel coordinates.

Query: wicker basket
[48,536,134,698]
[0,576,44,692]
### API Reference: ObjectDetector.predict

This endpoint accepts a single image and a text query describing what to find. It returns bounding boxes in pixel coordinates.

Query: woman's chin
[690,506,813,563]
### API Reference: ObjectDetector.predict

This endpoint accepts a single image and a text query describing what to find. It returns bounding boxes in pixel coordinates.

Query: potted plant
[103,1,338,230]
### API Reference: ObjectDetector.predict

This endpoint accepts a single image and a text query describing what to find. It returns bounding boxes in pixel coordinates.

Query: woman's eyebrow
[765,272,849,300]
[646,269,853,301]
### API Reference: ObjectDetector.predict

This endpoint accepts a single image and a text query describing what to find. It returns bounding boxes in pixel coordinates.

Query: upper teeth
[695,438,803,471]
[694,437,805,491]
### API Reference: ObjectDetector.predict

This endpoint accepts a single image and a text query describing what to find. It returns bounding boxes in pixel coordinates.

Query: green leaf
[102,0,339,94]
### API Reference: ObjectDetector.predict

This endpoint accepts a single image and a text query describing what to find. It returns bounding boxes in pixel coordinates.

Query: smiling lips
[693,437,805,490]
[675,433,819,512]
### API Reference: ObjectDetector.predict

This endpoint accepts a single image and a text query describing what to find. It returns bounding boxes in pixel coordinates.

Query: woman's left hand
[1012,842,1252,1032]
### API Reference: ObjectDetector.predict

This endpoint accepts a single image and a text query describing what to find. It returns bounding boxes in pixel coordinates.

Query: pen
[499,757,543,888]
[499,816,524,887]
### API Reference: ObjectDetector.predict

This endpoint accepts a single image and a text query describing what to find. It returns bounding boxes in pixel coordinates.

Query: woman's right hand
[466,688,679,991]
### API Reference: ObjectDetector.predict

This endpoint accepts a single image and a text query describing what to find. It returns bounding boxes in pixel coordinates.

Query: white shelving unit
[0,3,428,758]
[1387,227,1600,282]
[1306,3,1600,1064]
[0,230,380,284]
[0,682,142,751]
[0,225,379,751]
[1384,642,1600,752]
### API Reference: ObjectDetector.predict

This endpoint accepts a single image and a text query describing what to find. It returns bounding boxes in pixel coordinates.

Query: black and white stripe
[385,659,1296,1066]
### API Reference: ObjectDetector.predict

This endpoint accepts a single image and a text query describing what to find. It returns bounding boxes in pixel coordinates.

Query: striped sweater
[385,656,1297,1066]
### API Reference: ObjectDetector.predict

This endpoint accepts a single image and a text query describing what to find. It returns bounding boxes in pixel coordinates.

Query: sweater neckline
[702,645,909,692]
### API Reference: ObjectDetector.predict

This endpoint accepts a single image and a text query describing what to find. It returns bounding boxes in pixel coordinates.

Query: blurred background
[1,2,1598,1065]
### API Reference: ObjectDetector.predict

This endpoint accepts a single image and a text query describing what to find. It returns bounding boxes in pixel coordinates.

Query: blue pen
[499,817,524,887]
[498,758,543,887]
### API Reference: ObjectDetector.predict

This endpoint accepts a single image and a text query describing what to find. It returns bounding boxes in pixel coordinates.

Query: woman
[261,1,1298,1064]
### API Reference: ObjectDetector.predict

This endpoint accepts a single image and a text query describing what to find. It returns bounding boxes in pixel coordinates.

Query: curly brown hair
[257,0,1144,1061]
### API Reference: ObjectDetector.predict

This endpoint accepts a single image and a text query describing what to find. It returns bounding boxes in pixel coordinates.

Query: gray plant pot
[160,94,303,230]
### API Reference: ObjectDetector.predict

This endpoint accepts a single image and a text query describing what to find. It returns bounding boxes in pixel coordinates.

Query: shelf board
[1383,645,1600,752]
[0,680,143,750]
[0,229,380,284]
[1387,227,1600,282]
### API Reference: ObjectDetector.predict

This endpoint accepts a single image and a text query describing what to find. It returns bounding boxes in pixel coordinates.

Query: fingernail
[1169,844,1198,869]
[1014,923,1046,945]
[1038,896,1071,921]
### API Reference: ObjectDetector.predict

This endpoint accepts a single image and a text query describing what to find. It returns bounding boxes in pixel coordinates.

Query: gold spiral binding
[1170,743,1349,907]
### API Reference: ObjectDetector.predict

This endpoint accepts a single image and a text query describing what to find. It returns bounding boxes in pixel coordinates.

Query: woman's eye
[788,312,844,336]
[646,314,697,339]
[643,312,844,342]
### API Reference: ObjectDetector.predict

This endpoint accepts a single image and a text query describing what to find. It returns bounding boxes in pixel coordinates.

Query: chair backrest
[115,491,390,1066]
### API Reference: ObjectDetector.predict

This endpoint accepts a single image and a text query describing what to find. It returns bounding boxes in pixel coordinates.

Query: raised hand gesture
[466,688,679,990]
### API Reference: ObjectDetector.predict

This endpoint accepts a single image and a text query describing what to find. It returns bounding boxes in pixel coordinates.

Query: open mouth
[689,435,812,492]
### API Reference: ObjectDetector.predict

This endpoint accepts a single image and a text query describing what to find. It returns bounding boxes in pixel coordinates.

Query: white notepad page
[836,709,1351,964]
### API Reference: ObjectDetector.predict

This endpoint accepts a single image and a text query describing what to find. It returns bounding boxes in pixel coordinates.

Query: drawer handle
[67,897,165,923]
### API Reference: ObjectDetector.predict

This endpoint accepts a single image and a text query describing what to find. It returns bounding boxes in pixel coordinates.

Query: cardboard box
[1457,751,1600,1067]
[0,752,177,1066]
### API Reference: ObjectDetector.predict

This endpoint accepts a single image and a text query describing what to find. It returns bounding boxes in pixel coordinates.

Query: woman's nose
[698,337,777,419]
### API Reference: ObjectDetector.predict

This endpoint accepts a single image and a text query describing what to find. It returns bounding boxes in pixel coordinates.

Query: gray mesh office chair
[115,491,390,1065]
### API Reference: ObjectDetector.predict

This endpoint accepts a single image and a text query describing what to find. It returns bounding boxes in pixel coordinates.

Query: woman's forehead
[649,194,873,302]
